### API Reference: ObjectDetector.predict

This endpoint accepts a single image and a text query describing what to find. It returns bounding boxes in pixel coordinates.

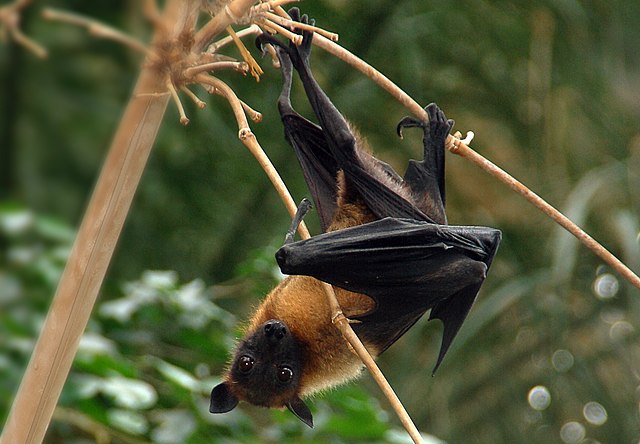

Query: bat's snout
[264,319,289,343]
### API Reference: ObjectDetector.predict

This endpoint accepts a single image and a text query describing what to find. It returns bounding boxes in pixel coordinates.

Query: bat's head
[209,319,313,427]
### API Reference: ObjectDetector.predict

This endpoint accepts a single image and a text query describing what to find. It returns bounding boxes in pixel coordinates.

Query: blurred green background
[1,0,639,442]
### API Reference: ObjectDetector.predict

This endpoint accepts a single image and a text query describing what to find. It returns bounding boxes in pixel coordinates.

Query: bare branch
[0,0,47,58]
[180,85,207,109]
[207,23,262,53]
[167,79,189,125]
[42,8,149,55]
[196,73,250,134]
[447,135,640,290]
[312,33,640,292]
[258,17,302,45]
[239,99,262,122]
[263,10,338,41]
[184,60,249,77]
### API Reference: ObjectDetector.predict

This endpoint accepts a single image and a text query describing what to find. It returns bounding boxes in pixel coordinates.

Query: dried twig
[0,0,47,57]
[184,60,249,77]
[196,73,251,135]
[311,33,640,292]
[207,23,262,53]
[167,78,190,125]
[446,137,640,289]
[264,10,338,41]
[180,85,207,109]
[258,17,302,45]
[42,7,149,55]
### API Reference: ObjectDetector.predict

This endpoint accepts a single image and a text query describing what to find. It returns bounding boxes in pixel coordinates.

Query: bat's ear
[209,382,239,414]
[287,396,313,428]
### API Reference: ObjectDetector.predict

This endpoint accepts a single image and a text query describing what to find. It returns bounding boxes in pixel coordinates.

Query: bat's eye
[277,366,294,383]
[238,355,255,373]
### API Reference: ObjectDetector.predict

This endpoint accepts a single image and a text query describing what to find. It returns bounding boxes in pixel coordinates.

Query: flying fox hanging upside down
[210,9,501,427]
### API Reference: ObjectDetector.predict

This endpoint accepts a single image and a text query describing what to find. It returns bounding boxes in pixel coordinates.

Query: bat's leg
[284,198,313,245]
[284,11,360,163]
[255,9,350,153]
[397,104,454,224]
[274,46,296,117]
[256,34,298,118]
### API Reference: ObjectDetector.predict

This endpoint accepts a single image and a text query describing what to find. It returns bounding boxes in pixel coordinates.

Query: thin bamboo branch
[194,0,258,52]
[447,137,640,289]
[0,0,47,58]
[184,60,249,77]
[167,78,190,125]
[42,7,149,55]
[180,85,207,109]
[0,2,199,443]
[258,18,302,45]
[263,11,338,41]
[196,73,250,134]
[207,24,262,53]
[239,99,262,122]
[312,33,640,291]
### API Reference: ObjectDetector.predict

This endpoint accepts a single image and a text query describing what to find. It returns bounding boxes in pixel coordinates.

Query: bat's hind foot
[397,103,454,146]
[425,103,454,149]
[284,8,315,70]
[255,8,314,69]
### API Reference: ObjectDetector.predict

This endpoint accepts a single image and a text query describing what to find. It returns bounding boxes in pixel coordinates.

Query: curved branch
[313,33,640,291]
[0,0,47,57]
[42,7,149,55]
[196,73,250,133]
[447,137,640,290]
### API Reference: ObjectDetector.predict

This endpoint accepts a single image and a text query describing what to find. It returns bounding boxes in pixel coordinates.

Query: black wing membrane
[281,113,339,232]
[273,42,340,232]
[273,40,434,228]
[276,217,501,372]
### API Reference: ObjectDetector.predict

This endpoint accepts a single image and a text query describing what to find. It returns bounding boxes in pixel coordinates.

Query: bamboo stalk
[0,2,198,443]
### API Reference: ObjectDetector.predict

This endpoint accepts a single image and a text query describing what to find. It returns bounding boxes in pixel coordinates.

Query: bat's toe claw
[396,116,425,139]
[255,33,286,55]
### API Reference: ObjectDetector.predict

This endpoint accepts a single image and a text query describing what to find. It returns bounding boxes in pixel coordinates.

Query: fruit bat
[209,9,501,428]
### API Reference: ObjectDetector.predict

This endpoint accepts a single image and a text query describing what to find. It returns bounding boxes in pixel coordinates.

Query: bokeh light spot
[583,401,607,426]
[528,385,551,411]
[560,421,585,444]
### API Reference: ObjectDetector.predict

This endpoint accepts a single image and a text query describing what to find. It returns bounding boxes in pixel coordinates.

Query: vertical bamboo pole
[0,2,198,443]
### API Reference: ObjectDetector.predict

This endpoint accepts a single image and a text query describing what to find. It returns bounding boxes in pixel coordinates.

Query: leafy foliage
[2,0,640,442]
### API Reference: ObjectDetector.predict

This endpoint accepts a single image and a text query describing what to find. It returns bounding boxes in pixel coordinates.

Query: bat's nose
[264,319,288,342]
